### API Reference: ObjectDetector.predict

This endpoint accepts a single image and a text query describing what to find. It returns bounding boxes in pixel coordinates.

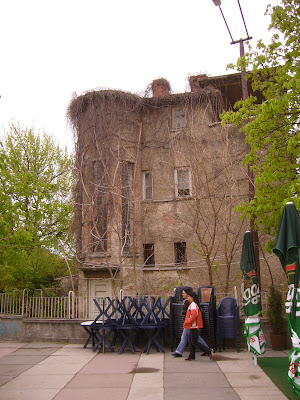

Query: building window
[91,160,107,252]
[175,168,192,197]
[144,243,155,267]
[122,161,134,251]
[174,242,187,264]
[142,171,153,200]
[172,108,186,130]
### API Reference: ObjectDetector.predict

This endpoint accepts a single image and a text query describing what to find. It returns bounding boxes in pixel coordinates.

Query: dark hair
[189,290,201,309]
[182,286,193,296]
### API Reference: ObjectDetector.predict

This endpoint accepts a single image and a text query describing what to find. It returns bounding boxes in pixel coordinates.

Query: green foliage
[221,0,300,243]
[0,248,77,293]
[0,123,75,292]
[267,285,286,335]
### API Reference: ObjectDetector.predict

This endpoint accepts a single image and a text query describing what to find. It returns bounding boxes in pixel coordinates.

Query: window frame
[174,242,187,265]
[143,243,155,267]
[174,168,192,198]
[142,171,153,201]
[172,108,186,130]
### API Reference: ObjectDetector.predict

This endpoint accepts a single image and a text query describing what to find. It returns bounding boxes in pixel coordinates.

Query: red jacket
[183,301,203,329]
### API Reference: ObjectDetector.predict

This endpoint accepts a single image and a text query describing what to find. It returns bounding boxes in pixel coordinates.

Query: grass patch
[258,357,299,399]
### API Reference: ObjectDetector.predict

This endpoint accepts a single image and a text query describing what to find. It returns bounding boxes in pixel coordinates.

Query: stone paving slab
[0,375,73,390]
[131,372,163,387]
[235,385,287,400]
[65,373,133,388]
[164,372,230,388]
[0,376,13,386]
[0,343,292,400]
[21,363,86,376]
[0,343,24,349]
[21,342,64,349]
[238,395,288,400]
[217,359,262,372]
[0,364,33,377]
[262,350,290,358]
[37,355,93,365]
[1,374,74,390]
[79,359,138,374]
[12,348,60,356]
[54,387,130,400]
[127,387,164,400]
[164,359,220,372]
[234,386,286,396]
[0,355,48,365]
[0,388,60,400]
[164,387,240,400]
[225,371,277,388]
[214,351,250,360]
[51,348,93,356]
[0,349,18,358]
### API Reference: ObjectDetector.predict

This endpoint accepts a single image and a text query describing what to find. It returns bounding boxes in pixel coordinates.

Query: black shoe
[185,357,195,361]
[200,352,207,356]
[172,353,182,357]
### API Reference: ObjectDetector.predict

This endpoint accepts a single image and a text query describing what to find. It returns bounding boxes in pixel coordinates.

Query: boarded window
[173,108,186,129]
[122,162,134,251]
[174,242,187,264]
[144,243,155,267]
[92,160,107,252]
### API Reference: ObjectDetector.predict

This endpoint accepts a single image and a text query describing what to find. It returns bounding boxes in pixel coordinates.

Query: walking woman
[183,290,214,361]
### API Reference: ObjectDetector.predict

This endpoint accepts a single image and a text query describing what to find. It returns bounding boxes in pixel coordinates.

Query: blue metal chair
[137,296,169,354]
[91,297,118,353]
[114,296,139,354]
[217,296,240,352]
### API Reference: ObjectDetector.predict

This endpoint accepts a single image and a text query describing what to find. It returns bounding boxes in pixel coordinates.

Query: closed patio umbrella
[273,202,300,394]
[240,231,266,363]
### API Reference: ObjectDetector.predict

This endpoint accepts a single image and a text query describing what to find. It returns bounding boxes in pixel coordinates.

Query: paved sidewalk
[0,341,289,400]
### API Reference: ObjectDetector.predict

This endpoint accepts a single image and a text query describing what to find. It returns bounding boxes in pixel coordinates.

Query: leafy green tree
[0,123,74,292]
[221,0,300,249]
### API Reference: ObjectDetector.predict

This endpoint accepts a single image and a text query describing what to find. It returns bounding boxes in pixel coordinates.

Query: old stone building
[67,73,284,309]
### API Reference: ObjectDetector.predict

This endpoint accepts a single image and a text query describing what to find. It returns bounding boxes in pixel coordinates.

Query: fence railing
[0,289,285,320]
[0,291,88,319]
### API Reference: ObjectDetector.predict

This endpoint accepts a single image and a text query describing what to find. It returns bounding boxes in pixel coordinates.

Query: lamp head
[212,0,221,5]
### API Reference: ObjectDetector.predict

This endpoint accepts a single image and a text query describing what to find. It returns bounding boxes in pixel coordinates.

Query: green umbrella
[273,202,300,394]
[240,231,266,358]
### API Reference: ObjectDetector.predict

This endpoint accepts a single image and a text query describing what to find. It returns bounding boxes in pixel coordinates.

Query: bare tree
[169,99,248,294]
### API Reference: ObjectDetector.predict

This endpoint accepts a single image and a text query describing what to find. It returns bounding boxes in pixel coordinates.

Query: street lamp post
[212,0,261,289]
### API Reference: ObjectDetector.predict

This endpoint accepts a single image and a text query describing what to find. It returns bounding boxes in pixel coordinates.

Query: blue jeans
[176,328,210,355]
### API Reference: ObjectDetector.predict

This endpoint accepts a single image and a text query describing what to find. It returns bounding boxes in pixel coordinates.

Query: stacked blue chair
[197,287,217,350]
[217,296,240,352]
[137,296,170,354]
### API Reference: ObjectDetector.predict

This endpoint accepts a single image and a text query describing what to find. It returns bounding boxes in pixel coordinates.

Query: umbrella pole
[254,353,257,366]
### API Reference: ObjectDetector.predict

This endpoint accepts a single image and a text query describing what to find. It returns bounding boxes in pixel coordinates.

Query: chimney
[189,74,208,92]
[151,78,171,98]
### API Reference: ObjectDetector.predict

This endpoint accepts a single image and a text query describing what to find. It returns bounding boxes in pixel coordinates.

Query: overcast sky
[0,0,278,152]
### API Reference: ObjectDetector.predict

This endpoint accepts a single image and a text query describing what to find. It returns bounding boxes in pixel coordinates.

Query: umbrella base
[270,333,287,350]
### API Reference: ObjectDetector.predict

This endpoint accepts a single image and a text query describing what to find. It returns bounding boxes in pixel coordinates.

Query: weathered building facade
[68,73,284,306]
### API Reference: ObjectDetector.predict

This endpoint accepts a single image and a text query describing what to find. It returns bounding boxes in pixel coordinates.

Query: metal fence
[0,288,284,320]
